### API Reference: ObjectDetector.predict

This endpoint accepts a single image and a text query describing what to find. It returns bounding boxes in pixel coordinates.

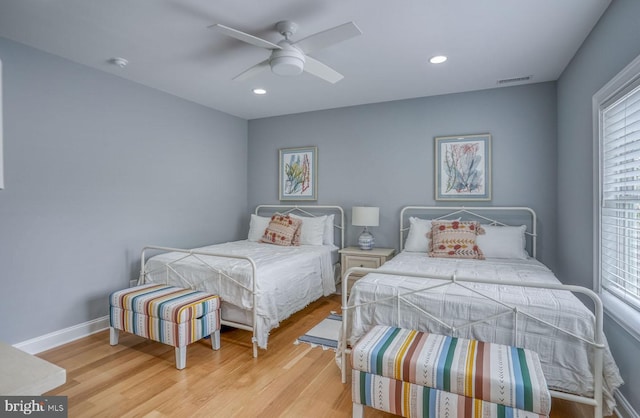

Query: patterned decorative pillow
[428,220,485,259]
[260,214,302,246]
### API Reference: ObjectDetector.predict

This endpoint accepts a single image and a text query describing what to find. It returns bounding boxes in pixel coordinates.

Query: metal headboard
[254,204,345,249]
[400,206,537,258]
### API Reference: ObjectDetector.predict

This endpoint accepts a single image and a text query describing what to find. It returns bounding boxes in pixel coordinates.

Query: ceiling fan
[209,20,362,84]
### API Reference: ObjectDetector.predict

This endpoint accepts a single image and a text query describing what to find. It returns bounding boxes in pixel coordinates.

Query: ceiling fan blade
[209,24,282,50]
[293,21,362,54]
[303,56,344,84]
[232,59,270,81]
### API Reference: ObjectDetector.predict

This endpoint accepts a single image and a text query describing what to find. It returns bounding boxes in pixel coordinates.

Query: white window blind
[601,82,640,310]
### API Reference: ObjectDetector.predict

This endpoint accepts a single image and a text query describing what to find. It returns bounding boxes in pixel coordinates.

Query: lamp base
[358,228,375,250]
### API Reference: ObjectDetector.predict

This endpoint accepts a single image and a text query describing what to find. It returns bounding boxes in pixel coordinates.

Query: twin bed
[138,205,344,357]
[339,206,623,417]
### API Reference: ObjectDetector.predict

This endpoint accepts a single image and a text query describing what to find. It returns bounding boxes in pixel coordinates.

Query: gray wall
[248,82,558,269]
[0,38,249,344]
[557,0,640,412]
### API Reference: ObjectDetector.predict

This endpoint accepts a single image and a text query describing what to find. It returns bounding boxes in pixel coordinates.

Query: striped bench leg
[109,327,119,345]
[353,403,364,418]
[175,329,221,370]
[176,347,187,370]
[211,329,221,350]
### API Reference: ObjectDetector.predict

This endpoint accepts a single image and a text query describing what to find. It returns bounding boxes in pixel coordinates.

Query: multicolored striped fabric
[109,284,220,323]
[109,284,221,348]
[353,370,548,418]
[110,307,219,347]
[351,325,550,415]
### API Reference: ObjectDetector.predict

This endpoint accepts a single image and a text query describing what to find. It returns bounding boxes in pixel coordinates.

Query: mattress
[143,240,337,349]
[345,251,623,415]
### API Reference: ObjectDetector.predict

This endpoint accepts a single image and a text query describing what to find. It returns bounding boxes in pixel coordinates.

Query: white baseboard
[13,316,110,355]
[615,390,640,418]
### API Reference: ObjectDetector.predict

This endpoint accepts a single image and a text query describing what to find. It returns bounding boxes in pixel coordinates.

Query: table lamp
[352,206,379,250]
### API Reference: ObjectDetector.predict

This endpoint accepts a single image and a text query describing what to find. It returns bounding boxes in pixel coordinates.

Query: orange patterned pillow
[428,220,485,259]
[260,214,302,246]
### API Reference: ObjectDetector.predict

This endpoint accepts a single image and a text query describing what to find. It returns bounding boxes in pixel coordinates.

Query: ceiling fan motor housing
[270,42,305,76]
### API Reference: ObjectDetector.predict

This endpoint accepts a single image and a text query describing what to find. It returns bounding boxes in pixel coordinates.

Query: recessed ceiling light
[253,88,267,95]
[429,55,447,64]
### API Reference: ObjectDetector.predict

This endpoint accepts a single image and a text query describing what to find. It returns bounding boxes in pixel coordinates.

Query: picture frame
[435,134,491,201]
[279,146,317,201]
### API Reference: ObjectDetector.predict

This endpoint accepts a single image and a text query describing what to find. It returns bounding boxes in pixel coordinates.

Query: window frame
[593,53,640,342]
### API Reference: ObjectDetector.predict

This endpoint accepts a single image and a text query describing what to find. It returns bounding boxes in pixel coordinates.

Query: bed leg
[252,341,258,358]
[353,403,364,418]
[109,327,119,345]
[210,330,220,351]
[341,351,347,383]
[175,347,186,370]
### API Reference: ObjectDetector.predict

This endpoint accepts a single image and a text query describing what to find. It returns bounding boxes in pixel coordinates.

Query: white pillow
[323,214,335,245]
[290,214,327,246]
[404,217,433,252]
[404,217,463,252]
[248,214,270,242]
[476,224,528,259]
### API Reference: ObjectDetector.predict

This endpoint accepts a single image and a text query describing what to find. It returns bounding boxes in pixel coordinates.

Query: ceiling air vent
[497,75,532,85]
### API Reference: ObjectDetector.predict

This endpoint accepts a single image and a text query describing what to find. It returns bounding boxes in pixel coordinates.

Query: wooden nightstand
[339,247,395,295]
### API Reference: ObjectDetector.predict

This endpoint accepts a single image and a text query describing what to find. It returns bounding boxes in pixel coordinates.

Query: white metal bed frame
[339,206,605,417]
[138,204,344,358]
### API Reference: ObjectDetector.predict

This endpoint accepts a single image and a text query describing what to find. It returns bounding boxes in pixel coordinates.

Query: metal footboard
[339,267,605,418]
[139,245,260,358]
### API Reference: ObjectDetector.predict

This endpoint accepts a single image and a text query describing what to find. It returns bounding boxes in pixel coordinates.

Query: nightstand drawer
[338,247,395,296]
[344,255,382,270]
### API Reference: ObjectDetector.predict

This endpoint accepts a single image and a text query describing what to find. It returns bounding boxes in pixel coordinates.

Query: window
[595,53,640,339]
[600,83,640,306]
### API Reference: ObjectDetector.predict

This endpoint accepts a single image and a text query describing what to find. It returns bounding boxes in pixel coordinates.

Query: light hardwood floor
[40,294,611,417]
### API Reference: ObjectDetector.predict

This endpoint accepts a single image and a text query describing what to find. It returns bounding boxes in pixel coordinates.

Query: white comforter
[345,251,623,415]
[143,240,336,349]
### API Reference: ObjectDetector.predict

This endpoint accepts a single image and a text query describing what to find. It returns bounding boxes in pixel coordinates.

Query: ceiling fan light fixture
[270,45,305,76]
[271,56,304,76]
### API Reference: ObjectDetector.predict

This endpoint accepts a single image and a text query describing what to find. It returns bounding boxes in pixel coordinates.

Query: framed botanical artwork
[434,134,491,201]
[279,146,317,201]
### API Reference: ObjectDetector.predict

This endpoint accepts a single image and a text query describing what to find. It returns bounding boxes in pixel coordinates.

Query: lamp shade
[352,206,380,227]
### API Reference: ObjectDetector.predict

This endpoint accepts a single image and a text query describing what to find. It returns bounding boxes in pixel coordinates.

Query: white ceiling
[0,0,610,120]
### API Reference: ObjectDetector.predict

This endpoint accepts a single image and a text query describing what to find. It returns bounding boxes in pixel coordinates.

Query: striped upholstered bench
[109,284,221,370]
[351,325,551,418]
